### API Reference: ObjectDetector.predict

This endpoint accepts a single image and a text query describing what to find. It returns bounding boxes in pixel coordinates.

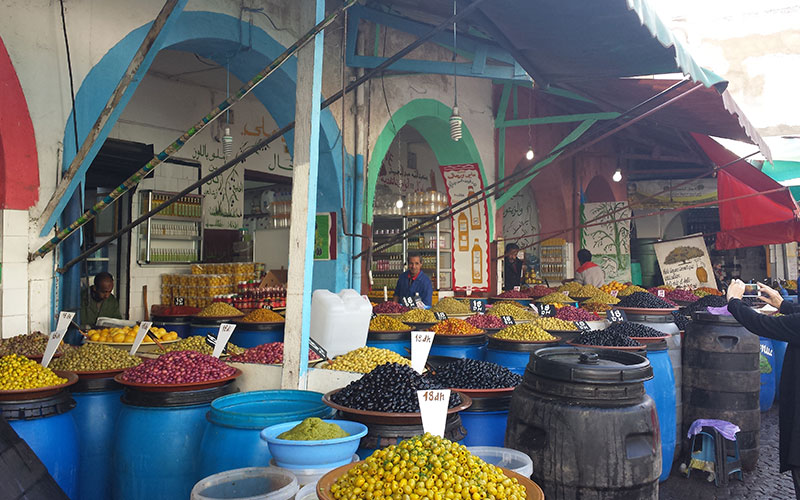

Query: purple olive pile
[617,292,677,309]
[121,350,235,384]
[427,359,521,389]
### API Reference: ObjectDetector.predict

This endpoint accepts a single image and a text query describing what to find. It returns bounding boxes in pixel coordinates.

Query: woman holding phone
[727,278,800,498]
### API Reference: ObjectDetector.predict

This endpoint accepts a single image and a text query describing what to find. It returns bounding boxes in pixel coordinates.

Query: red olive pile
[373,301,410,314]
[121,350,235,384]
[228,342,321,364]
[496,290,529,298]
[555,305,600,321]
[465,314,505,330]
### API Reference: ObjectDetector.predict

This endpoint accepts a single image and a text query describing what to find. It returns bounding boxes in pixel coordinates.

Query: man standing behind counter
[394,253,433,307]
[80,272,122,327]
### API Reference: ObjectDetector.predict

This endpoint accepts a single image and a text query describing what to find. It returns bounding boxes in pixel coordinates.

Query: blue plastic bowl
[260,420,368,469]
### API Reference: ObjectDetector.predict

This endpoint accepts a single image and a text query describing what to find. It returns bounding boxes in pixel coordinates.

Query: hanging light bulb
[449,0,462,143]
[450,107,463,142]
[525,148,534,161]
[612,168,623,182]
[223,127,233,159]
[395,198,404,209]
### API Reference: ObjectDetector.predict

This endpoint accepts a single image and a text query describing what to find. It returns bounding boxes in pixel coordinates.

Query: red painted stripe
[0,35,39,210]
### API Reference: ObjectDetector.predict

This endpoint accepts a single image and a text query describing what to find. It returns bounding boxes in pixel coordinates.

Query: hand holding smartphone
[743,283,760,297]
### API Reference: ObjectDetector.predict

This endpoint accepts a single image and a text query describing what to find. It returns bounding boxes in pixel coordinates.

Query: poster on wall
[439,164,490,292]
[653,234,715,289]
[627,179,716,209]
[580,202,632,283]
[314,212,337,261]
[502,190,539,269]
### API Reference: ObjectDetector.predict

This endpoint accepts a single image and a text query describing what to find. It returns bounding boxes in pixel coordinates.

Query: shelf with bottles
[140,191,203,219]
[139,190,203,265]
[138,247,199,263]
[142,221,202,240]
[539,238,569,281]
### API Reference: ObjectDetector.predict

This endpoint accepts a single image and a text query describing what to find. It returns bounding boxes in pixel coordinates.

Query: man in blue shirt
[394,252,433,306]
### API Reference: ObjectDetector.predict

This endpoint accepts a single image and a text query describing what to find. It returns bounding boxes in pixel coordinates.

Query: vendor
[80,272,122,326]
[575,249,605,287]
[393,253,433,307]
[503,243,525,291]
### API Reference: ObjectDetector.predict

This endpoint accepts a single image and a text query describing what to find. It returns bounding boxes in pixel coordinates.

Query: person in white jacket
[574,249,605,287]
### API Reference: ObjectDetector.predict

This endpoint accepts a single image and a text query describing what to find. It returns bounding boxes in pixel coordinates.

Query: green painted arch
[366,98,493,236]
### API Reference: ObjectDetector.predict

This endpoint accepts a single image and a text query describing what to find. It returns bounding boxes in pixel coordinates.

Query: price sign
[411,331,435,374]
[371,311,377,319]
[173,297,185,306]
[529,304,538,314]
[607,309,627,323]
[205,334,227,354]
[401,296,416,308]
[42,311,75,367]
[538,304,555,317]
[513,286,521,292]
[469,300,485,313]
[414,297,426,309]
[129,321,153,355]
[500,315,516,325]
[433,312,448,321]
[466,286,473,296]
[575,321,591,331]
[213,324,236,358]
[417,389,450,437]
[308,337,329,360]
[383,286,388,302]
[610,290,619,298]
[657,289,666,298]
[262,303,273,310]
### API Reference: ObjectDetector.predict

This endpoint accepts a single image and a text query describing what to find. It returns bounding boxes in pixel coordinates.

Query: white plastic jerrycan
[309,289,373,358]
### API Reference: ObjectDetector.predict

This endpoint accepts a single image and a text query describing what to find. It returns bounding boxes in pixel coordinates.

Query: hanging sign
[129,321,153,355]
[411,331,435,374]
[653,234,716,289]
[42,312,75,367]
[440,164,490,292]
[417,389,451,437]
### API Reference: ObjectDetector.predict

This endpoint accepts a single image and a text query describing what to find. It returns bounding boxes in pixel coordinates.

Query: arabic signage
[580,202,632,283]
[627,179,716,209]
[653,234,716,289]
[502,190,539,266]
[439,164,490,292]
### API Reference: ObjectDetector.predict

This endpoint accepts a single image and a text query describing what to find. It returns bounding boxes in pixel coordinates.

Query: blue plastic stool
[685,426,743,486]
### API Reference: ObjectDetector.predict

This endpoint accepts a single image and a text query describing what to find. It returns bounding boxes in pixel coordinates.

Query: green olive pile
[0,354,67,390]
[493,323,557,342]
[399,309,438,323]
[0,332,68,358]
[536,292,573,304]
[487,303,537,321]
[323,347,411,373]
[370,315,412,331]
[51,343,141,372]
[531,317,577,331]
[156,335,245,356]
[329,433,527,500]
[430,297,470,315]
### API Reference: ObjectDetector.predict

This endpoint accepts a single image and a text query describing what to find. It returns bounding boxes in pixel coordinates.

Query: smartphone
[743,283,760,297]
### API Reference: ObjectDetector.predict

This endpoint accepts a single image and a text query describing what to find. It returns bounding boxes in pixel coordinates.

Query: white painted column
[0,209,31,337]
[281,0,325,390]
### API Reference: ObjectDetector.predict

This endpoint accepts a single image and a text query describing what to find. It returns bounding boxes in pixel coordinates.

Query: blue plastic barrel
[773,340,787,401]
[152,316,191,338]
[1,392,80,498]
[112,383,236,500]
[759,337,776,411]
[190,320,228,339]
[429,334,487,360]
[366,331,411,356]
[199,390,334,478]
[643,341,676,482]
[485,336,557,375]
[230,323,284,348]
[70,376,124,500]
[459,395,511,447]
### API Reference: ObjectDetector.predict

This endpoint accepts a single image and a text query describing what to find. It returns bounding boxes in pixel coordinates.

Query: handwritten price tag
[500,315,516,325]
[42,311,75,368]
[129,321,153,355]
[575,321,591,331]
[173,297,185,306]
[411,331,435,374]
[401,296,416,308]
[384,286,388,302]
[212,323,236,358]
[607,309,627,323]
[433,312,448,321]
[538,304,555,317]
[657,289,666,298]
[417,389,450,437]
[470,300,485,313]
[610,290,619,298]
[513,286,521,292]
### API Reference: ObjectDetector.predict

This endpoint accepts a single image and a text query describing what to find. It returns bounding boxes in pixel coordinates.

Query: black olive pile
[428,359,522,390]
[617,292,676,309]
[573,328,642,347]
[331,363,462,413]
[680,294,728,316]
[605,322,663,338]
[672,312,690,331]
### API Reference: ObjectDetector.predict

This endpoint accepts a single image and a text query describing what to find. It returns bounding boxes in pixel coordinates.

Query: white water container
[309,289,372,357]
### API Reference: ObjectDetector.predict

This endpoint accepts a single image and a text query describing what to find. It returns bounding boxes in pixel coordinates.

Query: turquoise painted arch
[365,98,493,236]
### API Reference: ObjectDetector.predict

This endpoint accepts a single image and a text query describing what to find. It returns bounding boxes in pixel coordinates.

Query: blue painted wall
[58,10,356,317]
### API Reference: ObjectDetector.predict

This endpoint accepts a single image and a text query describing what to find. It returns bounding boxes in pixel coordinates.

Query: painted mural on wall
[440,164,490,292]
[627,179,716,209]
[580,202,632,283]
[502,190,540,268]
[653,234,715,288]
[375,141,441,213]
[193,108,293,229]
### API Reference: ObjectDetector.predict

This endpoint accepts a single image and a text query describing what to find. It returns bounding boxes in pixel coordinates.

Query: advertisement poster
[314,212,337,261]
[502,190,540,269]
[627,179,716,209]
[580,202,632,283]
[653,234,715,288]
[440,164,490,292]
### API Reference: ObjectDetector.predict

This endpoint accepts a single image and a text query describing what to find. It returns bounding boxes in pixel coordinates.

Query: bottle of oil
[471,238,483,284]
[458,213,469,251]
[468,186,481,230]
